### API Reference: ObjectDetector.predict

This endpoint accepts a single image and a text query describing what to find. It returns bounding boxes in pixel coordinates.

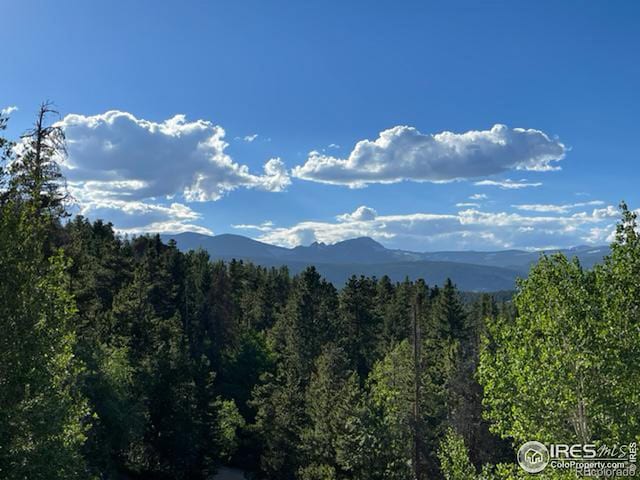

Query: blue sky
[2,0,639,251]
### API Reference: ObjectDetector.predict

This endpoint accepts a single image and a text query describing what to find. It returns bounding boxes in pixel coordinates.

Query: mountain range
[160,232,610,292]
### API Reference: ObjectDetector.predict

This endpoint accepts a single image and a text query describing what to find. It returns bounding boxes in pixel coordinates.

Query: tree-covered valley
[1,107,639,480]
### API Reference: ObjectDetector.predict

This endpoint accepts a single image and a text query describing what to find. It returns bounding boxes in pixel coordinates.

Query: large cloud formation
[234,204,620,251]
[59,111,289,201]
[293,124,566,187]
[57,111,290,232]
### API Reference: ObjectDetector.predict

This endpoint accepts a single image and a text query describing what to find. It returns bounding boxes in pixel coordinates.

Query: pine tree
[338,275,381,378]
[270,267,339,383]
[367,336,448,480]
[250,368,306,480]
[378,278,412,353]
[8,102,68,219]
[299,345,361,479]
[437,428,477,480]
[109,239,210,478]
[430,279,467,342]
[448,294,510,467]
[0,107,90,480]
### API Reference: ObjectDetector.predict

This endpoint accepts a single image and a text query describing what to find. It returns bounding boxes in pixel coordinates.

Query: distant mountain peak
[334,236,386,250]
[161,232,609,291]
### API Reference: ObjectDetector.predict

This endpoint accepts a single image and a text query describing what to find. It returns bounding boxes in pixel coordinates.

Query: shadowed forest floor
[212,467,247,479]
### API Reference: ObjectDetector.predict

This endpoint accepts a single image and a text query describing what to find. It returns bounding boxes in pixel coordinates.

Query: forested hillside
[159,232,610,292]
[1,107,639,480]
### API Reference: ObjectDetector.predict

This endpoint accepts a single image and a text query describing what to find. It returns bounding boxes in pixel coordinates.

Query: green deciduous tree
[479,203,640,459]
[593,202,640,442]
[479,253,600,445]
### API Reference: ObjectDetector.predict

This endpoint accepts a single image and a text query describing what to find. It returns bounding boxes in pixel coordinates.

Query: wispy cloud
[512,200,604,214]
[469,193,488,200]
[1,105,18,116]
[232,221,275,232]
[73,199,212,236]
[474,179,542,189]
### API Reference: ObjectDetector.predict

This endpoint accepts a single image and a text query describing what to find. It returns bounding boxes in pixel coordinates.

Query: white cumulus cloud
[56,110,290,233]
[58,111,290,202]
[336,205,378,222]
[293,124,565,187]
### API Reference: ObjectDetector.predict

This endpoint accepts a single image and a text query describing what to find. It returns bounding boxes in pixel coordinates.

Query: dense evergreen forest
[1,107,639,480]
